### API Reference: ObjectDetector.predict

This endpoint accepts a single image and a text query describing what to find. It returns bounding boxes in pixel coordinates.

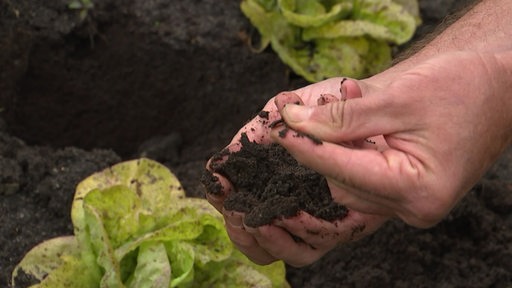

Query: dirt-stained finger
[245,224,328,267]
[202,172,233,213]
[224,213,277,265]
[274,91,304,111]
[317,93,339,106]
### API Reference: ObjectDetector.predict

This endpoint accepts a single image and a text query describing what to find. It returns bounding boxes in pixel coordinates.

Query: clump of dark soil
[206,132,347,227]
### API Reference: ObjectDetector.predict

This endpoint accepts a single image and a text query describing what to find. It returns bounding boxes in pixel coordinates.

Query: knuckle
[327,101,347,130]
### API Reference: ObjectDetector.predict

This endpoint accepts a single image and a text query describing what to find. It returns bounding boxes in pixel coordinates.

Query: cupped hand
[205,78,390,266]
[273,51,512,229]
[206,77,374,211]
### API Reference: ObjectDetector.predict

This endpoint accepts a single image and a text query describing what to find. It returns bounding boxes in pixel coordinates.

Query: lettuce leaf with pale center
[12,158,289,288]
[241,0,421,82]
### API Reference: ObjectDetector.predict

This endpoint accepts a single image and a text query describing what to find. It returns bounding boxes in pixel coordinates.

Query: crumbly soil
[206,132,347,227]
[3,0,512,287]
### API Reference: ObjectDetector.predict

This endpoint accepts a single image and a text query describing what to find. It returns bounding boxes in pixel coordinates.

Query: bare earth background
[1,0,511,287]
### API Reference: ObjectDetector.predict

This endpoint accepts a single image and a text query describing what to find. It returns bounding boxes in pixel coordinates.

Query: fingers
[273,212,348,249]
[204,172,233,213]
[223,208,318,267]
[204,142,242,213]
[271,128,420,209]
[223,210,277,265]
[246,224,324,267]
[277,79,406,143]
[275,210,388,245]
[274,91,304,110]
[317,93,339,105]
[227,209,389,267]
[231,96,285,145]
[326,179,396,215]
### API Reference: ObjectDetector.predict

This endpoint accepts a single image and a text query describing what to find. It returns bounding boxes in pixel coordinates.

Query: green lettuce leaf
[351,0,419,44]
[279,0,352,28]
[11,236,98,288]
[12,158,289,288]
[241,0,421,82]
[126,242,171,288]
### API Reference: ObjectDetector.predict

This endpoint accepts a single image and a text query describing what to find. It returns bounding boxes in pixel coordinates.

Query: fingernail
[282,104,311,124]
[340,78,348,100]
[225,211,244,228]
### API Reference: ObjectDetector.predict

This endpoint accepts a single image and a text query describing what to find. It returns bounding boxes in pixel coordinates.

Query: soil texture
[206,132,347,227]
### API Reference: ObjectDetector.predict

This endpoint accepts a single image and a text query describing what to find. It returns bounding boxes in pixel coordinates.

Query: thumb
[279,79,404,142]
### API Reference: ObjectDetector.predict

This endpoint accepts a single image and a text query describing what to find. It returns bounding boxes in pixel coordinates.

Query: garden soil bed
[2,0,512,287]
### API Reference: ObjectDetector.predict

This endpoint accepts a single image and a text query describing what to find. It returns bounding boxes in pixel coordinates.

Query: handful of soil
[204,131,348,227]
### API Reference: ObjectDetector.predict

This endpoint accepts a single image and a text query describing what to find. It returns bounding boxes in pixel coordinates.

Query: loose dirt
[206,132,347,227]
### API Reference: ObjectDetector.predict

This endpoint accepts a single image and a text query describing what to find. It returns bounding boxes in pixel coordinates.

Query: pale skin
[206,0,512,267]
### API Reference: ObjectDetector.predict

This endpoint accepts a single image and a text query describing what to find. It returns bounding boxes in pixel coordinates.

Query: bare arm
[383,0,512,79]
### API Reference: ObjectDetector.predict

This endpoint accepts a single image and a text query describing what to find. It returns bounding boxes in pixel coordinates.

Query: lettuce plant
[241,0,421,82]
[12,158,288,288]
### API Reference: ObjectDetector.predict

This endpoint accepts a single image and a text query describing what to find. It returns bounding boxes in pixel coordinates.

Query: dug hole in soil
[1,0,511,287]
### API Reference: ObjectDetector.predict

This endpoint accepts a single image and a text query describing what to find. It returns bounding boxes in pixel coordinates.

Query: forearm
[381,0,512,78]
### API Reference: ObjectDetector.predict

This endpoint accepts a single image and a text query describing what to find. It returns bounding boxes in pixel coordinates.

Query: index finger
[270,127,422,210]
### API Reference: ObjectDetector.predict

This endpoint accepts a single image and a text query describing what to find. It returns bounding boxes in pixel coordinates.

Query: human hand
[274,51,512,229]
[204,80,389,267]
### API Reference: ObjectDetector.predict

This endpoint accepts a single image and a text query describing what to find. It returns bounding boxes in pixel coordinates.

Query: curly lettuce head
[12,158,289,288]
[241,0,421,82]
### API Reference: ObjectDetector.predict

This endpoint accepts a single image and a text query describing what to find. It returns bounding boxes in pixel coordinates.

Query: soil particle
[207,133,347,227]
